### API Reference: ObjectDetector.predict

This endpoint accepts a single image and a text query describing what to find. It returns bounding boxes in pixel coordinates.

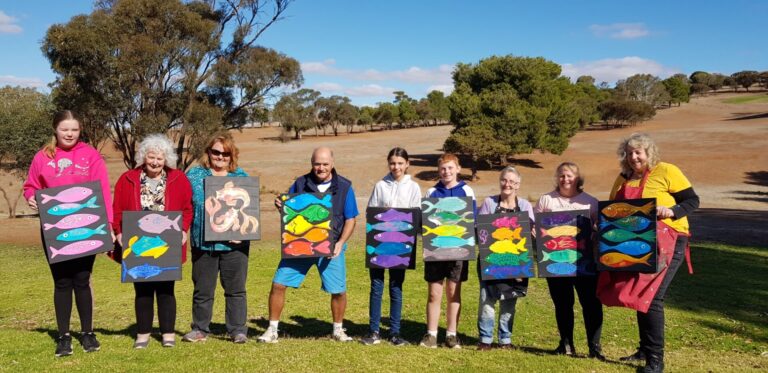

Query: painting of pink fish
[40,186,93,204]
[138,213,181,234]
[49,240,104,259]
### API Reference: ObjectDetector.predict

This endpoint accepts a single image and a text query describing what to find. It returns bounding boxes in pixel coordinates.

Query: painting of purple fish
[476,212,534,280]
[421,197,475,262]
[122,211,183,282]
[36,181,111,264]
[483,264,534,279]
[365,208,419,270]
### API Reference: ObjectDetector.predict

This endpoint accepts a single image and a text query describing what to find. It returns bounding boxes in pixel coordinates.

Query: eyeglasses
[209,149,231,157]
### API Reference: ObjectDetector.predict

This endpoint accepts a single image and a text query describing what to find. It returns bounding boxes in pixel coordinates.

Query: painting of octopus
[204,177,261,241]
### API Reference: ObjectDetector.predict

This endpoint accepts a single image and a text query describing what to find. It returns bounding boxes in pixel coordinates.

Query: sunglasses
[209,149,232,157]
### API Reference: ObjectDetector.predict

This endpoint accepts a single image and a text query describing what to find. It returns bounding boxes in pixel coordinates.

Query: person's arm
[367,182,380,208]
[666,187,699,219]
[332,218,356,258]
[409,182,422,208]
[23,154,43,209]
[179,173,194,245]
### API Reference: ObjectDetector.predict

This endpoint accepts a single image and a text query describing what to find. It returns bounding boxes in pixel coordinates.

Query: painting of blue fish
[284,193,332,211]
[366,243,413,256]
[47,196,100,216]
[430,236,475,249]
[56,224,107,242]
[599,240,652,256]
[546,262,578,276]
[122,262,180,281]
[365,207,419,270]
[421,197,467,213]
[483,264,534,279]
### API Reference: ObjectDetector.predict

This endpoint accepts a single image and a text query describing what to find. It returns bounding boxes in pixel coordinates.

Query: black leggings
[49,255,95,336]
[546,275,603,348]
[134,281,176,334]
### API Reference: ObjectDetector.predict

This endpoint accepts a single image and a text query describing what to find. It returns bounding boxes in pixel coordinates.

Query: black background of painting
[280,193,334,259]
[204,176,261,241]
[534,210,593,278]
[597,198,658,273]
[36,181,111,264]
[121,211,183,282]
[421,197,475,262]
[365,207,419,270]
[477,212,534,280]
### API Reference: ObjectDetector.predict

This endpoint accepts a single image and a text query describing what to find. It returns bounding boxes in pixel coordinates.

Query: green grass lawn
[722,94,768,104]
[0,241,766,372]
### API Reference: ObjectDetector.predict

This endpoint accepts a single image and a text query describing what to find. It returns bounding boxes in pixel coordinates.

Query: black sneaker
[55,334,73,357]
[360,331,381,345]
[389,334,409,346]
[554,339,574,356]
[80,332,101,352]
[445,334,462,349]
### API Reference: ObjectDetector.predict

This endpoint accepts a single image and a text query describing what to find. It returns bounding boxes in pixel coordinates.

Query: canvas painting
[365,208,419,270]
[35,181,112,264]
[597,198,658,273]
[280,193,334,258]
[204,177,260,241]
[477,212,534,280]
[421,196,475,262]
[120,211,183,282]
[535,210,593,277]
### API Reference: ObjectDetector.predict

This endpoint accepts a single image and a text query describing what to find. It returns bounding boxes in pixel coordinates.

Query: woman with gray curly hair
[112,133,193,349]
[597,133,699,373]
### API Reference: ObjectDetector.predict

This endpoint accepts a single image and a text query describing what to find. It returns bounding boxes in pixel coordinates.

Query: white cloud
[561,57,680,84]
[0,75,45,88]
[427,84,454,95]
[309,82,397,98]
[0,11,22,34]
[300,60,453,85]
[312,82,344,91]
[589,23,649,39]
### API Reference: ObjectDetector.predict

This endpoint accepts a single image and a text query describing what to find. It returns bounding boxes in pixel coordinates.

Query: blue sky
[1,0,765,106]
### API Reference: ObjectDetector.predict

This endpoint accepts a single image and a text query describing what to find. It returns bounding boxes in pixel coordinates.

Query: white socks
[446,331,457,337]
[427,330,438,337]
[269,320,279,330]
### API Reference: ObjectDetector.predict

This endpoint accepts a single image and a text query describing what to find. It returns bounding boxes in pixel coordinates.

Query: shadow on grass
[744,170,768,187]
[688,208,768,247]
[727,112,768,121]
[35,324,138,341]
[667,244,768,344]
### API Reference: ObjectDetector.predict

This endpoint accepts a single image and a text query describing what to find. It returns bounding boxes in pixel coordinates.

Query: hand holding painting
[27,196,38,210]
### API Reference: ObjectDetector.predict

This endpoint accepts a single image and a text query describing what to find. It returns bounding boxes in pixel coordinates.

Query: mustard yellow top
[609,162,692,234]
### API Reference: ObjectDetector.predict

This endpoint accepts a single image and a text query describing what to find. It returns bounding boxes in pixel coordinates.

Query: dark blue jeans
[368,268,405,335]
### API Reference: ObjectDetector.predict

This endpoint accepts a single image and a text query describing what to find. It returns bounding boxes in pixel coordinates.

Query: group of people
[24,110,698,373]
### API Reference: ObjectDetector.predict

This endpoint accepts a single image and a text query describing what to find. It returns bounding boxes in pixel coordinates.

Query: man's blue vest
[292,169,352,242]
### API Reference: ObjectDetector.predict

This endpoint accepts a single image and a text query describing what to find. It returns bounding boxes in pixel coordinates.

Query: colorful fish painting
[122,262,179,281]
[40,186,93,204]
[427,211,473,225]
[373,209,413,223]
[485,252,530,266]
[599,215,652,232]
[283,241,331,256]
[283,205,330,224]
[282,228,329,243]
[366,243,413,256]
[421,197,467,213]
[491,227,522,241]
[489,238,528,254]
[430,236,475,249]
[491,216,519,229]
[370,255,410,268]
[49,240,104,258]
[542,249,582,263]
[423,247,471,260]
[138,214,181,234]
[374,231,415,243]
[56,224,107,242]
[599,241,652,256]
[123,236,169,259]
[546,262,577,276]
[366,221,414,233]
[599,252,652,267]
[601,201,654,219]
[483,264,533,279]
[285,215,331,235]
[422,224,467,237]
[602,228,655,242]
[284,193,332,210]
[543,236,578,250]
[541,213,577,227]
[44,213,101,231]
[540,225,579,238]
[47,196,100,216]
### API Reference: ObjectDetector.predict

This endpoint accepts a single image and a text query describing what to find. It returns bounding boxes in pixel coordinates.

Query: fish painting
[599,241,652,256]
[285,215,331,235]
[541,213,577,227]
[283,205,330,224]
[602,228,655,243]
[373,209,413,223]
[489,238,528,254]
[122,262,179,281]
[44,213,100,230]
[542,249,582,263]
[47,196,99,216]
[430,236,475,249]
[546,262,577,276]
[284,193,332,210]
[49,240,104,258]
[422,224,467,237]
[366,243,413,256]
[366,221,414,233]
[599,252,652,267]
[122,236,169,259]
[370,255,410,268]
[599,215,652,232]
[485,252,530,266]
[282,228,329,243]
[601,201,654,219]
[283,241,331,256]
[491,227,522,241]
[492,216,519,229]
[374,231,415,243]
[138,214,181,234]
[483,264,533,279]
[543,236,578,250]
[56,224,107,242]
[539,225,579,238]
[427,211,473,225]
[40,187,92,204]
[424,247,470,260]
[421,197,467,213]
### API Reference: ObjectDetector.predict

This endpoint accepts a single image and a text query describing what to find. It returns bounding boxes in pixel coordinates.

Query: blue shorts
[272,244,347,294]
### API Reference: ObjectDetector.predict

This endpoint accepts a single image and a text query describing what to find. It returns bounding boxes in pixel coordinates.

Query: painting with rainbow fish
[204,177,261,241]
[597,198,658,273]
[280,192,334,259]
[365,207,419,269]
[121,211,183,282]
[421,197,475,262]
[535,210,593,277]
[35,181,111,264]
[476,212,534,280]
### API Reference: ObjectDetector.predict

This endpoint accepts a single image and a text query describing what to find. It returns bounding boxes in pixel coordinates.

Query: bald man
[258,147,358,343]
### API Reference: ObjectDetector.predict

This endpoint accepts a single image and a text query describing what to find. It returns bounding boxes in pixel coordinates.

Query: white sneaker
[332,328,353,342]
[257,327,279,343]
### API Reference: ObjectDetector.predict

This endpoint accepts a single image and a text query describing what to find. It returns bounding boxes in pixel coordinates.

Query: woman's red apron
[595,171,692,313]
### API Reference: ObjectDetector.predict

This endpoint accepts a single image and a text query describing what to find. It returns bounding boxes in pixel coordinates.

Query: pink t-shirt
[534,189,598,222]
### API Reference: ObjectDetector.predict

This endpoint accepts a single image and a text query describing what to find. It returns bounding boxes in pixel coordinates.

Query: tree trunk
[0,185,22,218]
[471,156,479,181]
